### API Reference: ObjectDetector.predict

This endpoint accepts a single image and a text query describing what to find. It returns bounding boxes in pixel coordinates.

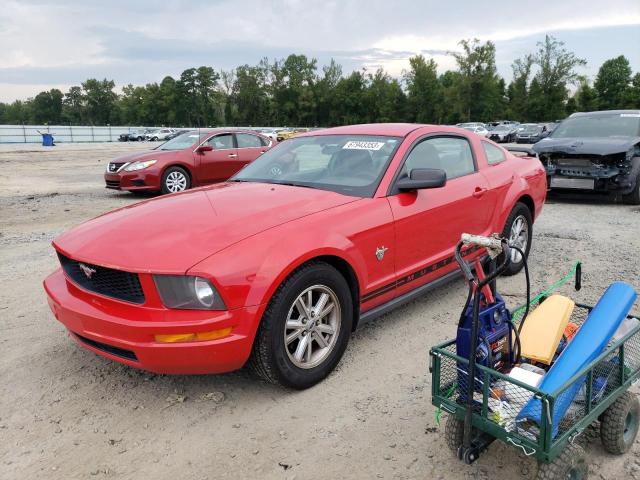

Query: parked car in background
[488,124,518,143]
[533,110,640,204]
[277,128,310,142]
[146,128,176,141]
[118,129,148,142]
[516,123,545,144]
[105,129,273,194]
[49,123,546,389]
[260,128,285,142]
[459,123,489,137]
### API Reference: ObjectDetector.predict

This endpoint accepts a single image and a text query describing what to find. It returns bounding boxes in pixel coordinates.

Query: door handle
[472,187,488,198]
[228,153,237,158]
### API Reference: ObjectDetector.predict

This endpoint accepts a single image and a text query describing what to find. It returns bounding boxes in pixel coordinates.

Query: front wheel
[501,202,533,276]
[249,261,353,389]
[161,166,191,194]
[621,170,640,205]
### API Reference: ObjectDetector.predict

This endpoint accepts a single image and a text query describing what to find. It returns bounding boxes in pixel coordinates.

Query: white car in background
[458,123,490,137]
[259,128,285,142]
[146,128,176,141]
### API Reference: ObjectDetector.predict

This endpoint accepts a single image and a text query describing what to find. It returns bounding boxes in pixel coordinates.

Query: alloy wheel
[284,285,341,369]
[165,171,188,193]
[508,214,528,263]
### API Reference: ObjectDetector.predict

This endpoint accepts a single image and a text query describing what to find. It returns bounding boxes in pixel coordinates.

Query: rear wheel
[600,391,640,454]
[536,442,588,480]
[161,166,190,194]
[501,202,533,276]
[249,261,353,389]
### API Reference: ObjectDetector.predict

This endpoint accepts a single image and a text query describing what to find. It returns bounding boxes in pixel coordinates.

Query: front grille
[74,333,138,361]
[108,162,126,173]
[105,180,121,188]
[58,253,145,304]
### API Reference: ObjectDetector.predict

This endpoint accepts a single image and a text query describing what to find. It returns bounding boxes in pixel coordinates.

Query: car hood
[53,182,358,274]
[533,136,639,156]
[111,149,182,163]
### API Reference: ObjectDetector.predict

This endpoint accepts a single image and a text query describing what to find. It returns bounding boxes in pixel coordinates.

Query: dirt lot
[1,142,639,480]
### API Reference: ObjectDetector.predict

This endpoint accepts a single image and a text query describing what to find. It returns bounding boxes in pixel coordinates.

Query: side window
[400,136,475,180]
[206,134,234,149]
[482,141,506,165]
[236,133,263,148]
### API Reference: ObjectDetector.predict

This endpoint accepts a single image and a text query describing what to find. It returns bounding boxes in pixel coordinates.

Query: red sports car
[45,123,546,389]
[105,129,273,194]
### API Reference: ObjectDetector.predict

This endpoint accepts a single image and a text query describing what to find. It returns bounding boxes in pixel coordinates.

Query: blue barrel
[42,133,54,146]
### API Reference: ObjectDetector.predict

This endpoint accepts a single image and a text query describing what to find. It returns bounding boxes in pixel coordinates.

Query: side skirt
[357,268,462,326]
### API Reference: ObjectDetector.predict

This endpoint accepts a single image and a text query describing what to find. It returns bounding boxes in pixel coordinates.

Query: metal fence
[0,124,184,144]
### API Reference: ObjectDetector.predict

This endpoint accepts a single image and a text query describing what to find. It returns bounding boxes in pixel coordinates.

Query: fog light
[155,327,232,343]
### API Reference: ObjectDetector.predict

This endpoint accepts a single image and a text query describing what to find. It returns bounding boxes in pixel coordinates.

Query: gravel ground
[1,142,639,480]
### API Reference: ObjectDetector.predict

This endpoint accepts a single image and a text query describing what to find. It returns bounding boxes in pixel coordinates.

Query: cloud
[0,0,639,101]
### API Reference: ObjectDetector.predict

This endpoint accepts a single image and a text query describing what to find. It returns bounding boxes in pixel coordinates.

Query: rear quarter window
[482,141,506,165]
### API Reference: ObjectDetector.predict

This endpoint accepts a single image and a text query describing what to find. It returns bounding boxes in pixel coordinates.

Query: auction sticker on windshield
[343,141,386,150]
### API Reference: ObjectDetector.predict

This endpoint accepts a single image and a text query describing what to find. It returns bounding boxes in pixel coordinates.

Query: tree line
[1,35,639,128]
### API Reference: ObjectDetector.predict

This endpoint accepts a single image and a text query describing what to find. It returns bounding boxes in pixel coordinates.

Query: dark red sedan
[47,123,546,389]
[105,129,273,194]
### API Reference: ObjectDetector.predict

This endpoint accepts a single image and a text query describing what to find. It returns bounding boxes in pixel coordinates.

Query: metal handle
[472,187,487,198]
[228,153,238,158]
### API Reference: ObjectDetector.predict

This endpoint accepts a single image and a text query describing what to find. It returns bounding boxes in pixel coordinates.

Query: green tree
[31,89,63,124]
[403,55,441,123]
[451,39,504,121]
[507,54,534,121]
[531,35,586,120]
[62,86,86,124]
[594,55,632,110]
[365,68,406,123]
[624,73,640,108]
[81,78,118,125]
[574,78,599,112]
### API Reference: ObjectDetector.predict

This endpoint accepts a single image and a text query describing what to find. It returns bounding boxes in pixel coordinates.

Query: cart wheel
[536,442,588,480]
[444,416,476,453]
[601,391,640,454]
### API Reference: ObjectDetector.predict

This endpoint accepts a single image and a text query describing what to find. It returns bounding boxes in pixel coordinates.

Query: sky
[1,0,639,102]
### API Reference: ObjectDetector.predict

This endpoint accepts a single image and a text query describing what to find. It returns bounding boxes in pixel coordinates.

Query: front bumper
[44,268,261,374]
[104,171,160,191]
[544,164,635,193]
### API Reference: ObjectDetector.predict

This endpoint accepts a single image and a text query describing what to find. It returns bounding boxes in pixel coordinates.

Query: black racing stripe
[361,245,480,303]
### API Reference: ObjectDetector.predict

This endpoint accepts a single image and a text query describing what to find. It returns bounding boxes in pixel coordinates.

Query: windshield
[552,113,640,138]
[520,124,542,133]
[158,131,200,150]
[233,135,402,197]
[494,125,510,132]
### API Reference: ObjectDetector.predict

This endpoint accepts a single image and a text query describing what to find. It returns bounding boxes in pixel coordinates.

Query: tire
[444,416,465,453]
[501,202,533,276]
[536,442,588,480]
[249,261,353,389]
[600,391,640,454]
[152,137,158,141]
[161,166,191,194]
[621,169,640,205]
[137,136,143,141]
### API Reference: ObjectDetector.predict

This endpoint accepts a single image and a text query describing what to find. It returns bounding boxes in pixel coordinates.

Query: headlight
[153,275,226,310]
[124,160,157,172]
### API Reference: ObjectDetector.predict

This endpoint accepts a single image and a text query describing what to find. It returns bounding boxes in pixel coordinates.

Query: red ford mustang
[45,123,546,389]
[104,129,273,194]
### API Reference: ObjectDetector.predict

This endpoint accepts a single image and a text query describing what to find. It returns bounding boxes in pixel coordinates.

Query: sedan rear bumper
[44,268,261,374]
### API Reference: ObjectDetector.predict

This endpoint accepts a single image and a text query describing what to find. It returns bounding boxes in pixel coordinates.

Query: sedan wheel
[161,166,191,194]
[284,285,341,369]
[250,261,353,389]
[501,202,533,276]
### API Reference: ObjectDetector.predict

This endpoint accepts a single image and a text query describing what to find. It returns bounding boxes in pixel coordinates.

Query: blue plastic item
[517,282,637,438]
[42,133,54,146]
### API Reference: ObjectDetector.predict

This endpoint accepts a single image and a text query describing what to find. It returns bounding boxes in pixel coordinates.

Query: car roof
[569,110,640,118]
[294,123,439,138]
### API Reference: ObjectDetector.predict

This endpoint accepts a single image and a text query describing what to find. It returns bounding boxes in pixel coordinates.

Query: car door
[235,132,269,168]
[386,134,495,298]
[197,133,239,183]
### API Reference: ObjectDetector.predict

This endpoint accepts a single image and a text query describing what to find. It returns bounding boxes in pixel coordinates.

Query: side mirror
[196,145,213,153]
[397,168,447,191]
